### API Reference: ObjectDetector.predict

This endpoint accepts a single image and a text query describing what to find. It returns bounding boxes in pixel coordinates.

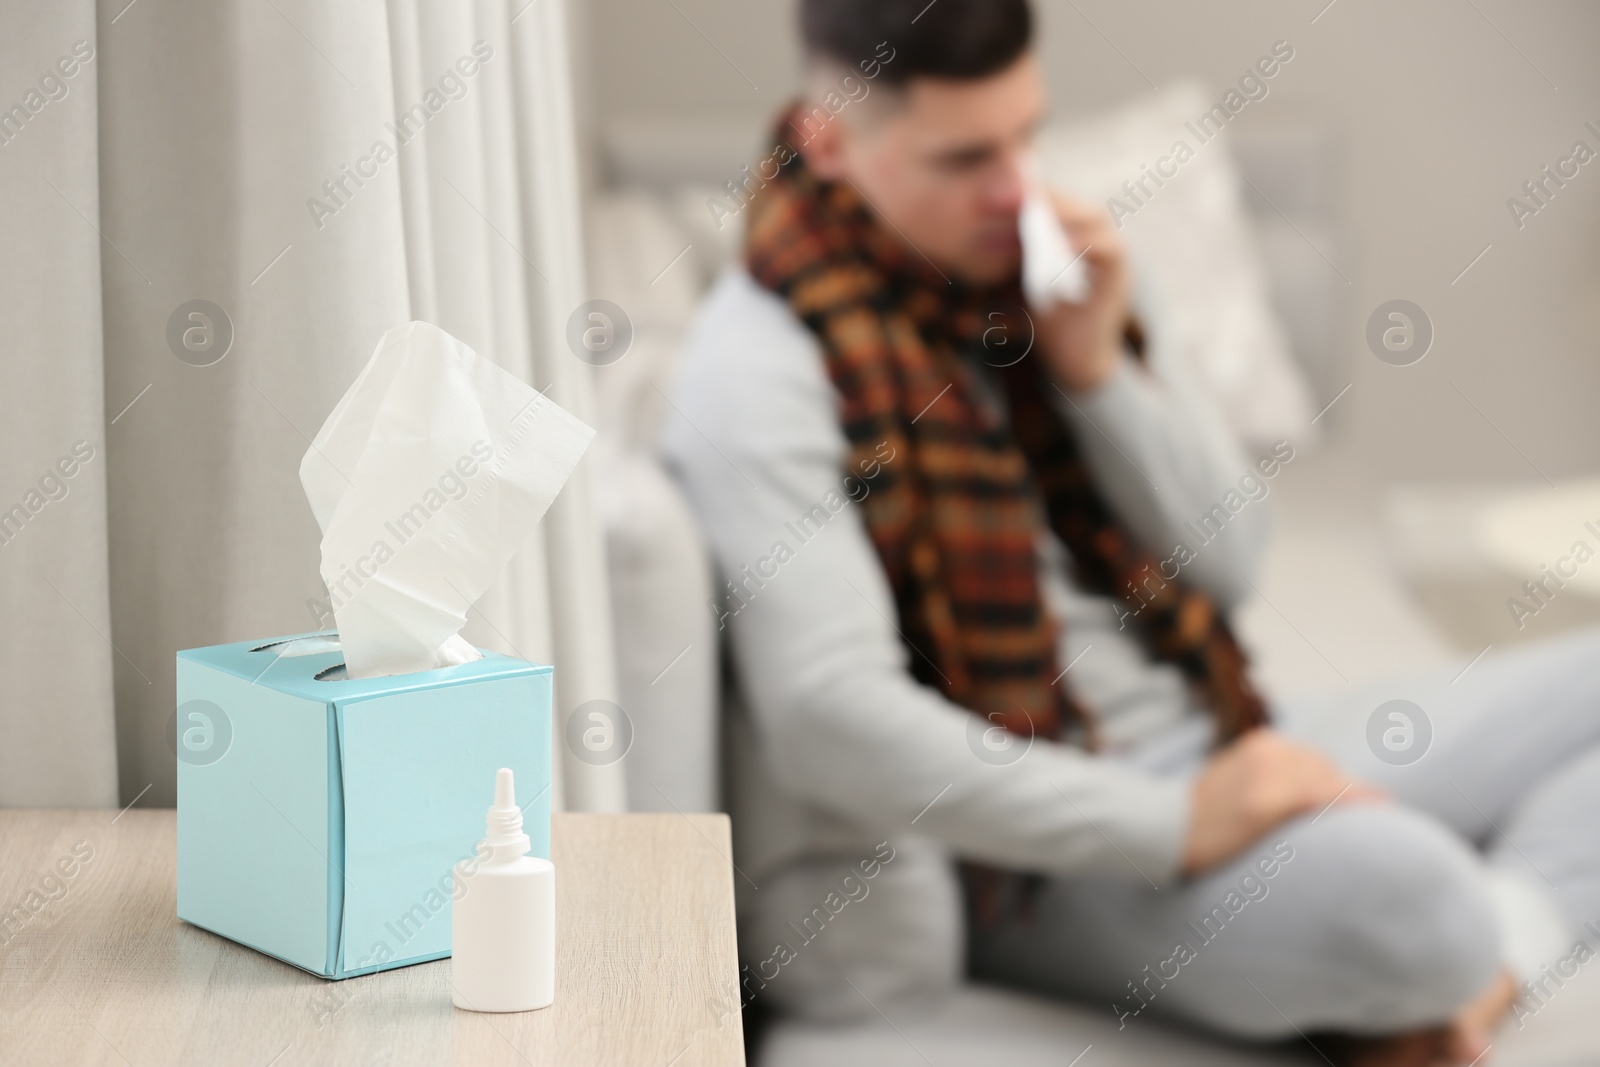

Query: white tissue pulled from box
[300,321,595,679]
[1019,185,1089,309]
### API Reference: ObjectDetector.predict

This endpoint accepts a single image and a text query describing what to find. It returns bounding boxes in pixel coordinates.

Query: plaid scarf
[742,122,1267,876]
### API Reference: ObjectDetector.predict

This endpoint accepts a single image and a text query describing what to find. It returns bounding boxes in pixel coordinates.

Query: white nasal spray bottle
[451,768,555,1012]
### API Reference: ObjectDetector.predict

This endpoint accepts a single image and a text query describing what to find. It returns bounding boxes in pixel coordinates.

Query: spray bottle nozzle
[483,767,530,854]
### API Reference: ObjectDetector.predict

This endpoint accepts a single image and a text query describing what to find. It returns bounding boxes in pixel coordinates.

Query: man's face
[812,54,1046,286]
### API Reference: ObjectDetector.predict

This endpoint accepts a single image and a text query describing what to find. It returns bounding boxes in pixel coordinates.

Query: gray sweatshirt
[659,267,1269,887]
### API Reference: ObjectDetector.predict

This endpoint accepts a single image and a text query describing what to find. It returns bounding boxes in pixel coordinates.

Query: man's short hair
[800,0,1033,87]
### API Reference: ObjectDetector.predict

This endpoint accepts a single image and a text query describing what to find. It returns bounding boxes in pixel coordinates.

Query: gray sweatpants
[968,626,1600,1037]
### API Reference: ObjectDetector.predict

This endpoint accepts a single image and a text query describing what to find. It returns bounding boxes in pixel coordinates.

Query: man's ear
[795,106,850,180]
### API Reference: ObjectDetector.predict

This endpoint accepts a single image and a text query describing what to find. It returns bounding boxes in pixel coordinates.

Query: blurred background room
[574,3,1600,1061]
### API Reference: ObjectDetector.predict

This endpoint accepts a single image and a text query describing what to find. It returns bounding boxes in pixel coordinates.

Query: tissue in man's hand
[1020,188,1089,308]
[300,321,594,679]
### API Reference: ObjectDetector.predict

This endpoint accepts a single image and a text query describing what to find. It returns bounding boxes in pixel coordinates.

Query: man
[660,1,1600,1063]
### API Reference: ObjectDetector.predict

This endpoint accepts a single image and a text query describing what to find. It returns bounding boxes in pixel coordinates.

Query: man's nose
[989,158,1027,214]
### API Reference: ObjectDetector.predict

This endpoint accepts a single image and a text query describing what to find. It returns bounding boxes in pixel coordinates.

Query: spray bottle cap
[483,767,530,856]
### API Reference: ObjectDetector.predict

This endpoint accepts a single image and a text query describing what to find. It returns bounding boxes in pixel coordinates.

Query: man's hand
[1181,730,1386,876]
[1034,192,1133,393]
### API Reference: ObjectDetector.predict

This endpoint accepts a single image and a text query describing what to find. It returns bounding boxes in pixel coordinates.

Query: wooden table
[0,810,746,1066]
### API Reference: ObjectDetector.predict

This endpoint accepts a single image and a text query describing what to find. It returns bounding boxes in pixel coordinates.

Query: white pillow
[1037,82,1316,448]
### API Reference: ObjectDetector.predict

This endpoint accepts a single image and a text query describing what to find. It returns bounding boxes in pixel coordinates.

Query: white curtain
[0,0,625,812]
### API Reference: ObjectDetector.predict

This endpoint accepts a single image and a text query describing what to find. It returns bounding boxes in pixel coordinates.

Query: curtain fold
[1,0,623,811]
[0,2,117,807]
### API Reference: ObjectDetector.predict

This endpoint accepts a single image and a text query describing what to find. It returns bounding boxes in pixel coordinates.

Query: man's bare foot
[1311,1025,1453,1067]
[1449,970,1518,1064]
[1313,970,1520,1067]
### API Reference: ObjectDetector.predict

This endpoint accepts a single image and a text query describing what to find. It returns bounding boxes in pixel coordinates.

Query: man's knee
[1280,805,1500,1027]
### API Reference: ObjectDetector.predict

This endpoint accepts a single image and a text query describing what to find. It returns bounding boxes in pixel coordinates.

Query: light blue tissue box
[175,631,552,980]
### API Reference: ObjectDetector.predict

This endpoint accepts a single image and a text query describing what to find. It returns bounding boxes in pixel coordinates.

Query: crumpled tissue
[1019,172,1090,308]
[300,320,594,679]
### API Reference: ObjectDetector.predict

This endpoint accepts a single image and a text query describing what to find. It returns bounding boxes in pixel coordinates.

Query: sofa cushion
[739,836,964,1023]
[757,965,1600,1067]
[600,452,719,813]
[756,982,1308,1067]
